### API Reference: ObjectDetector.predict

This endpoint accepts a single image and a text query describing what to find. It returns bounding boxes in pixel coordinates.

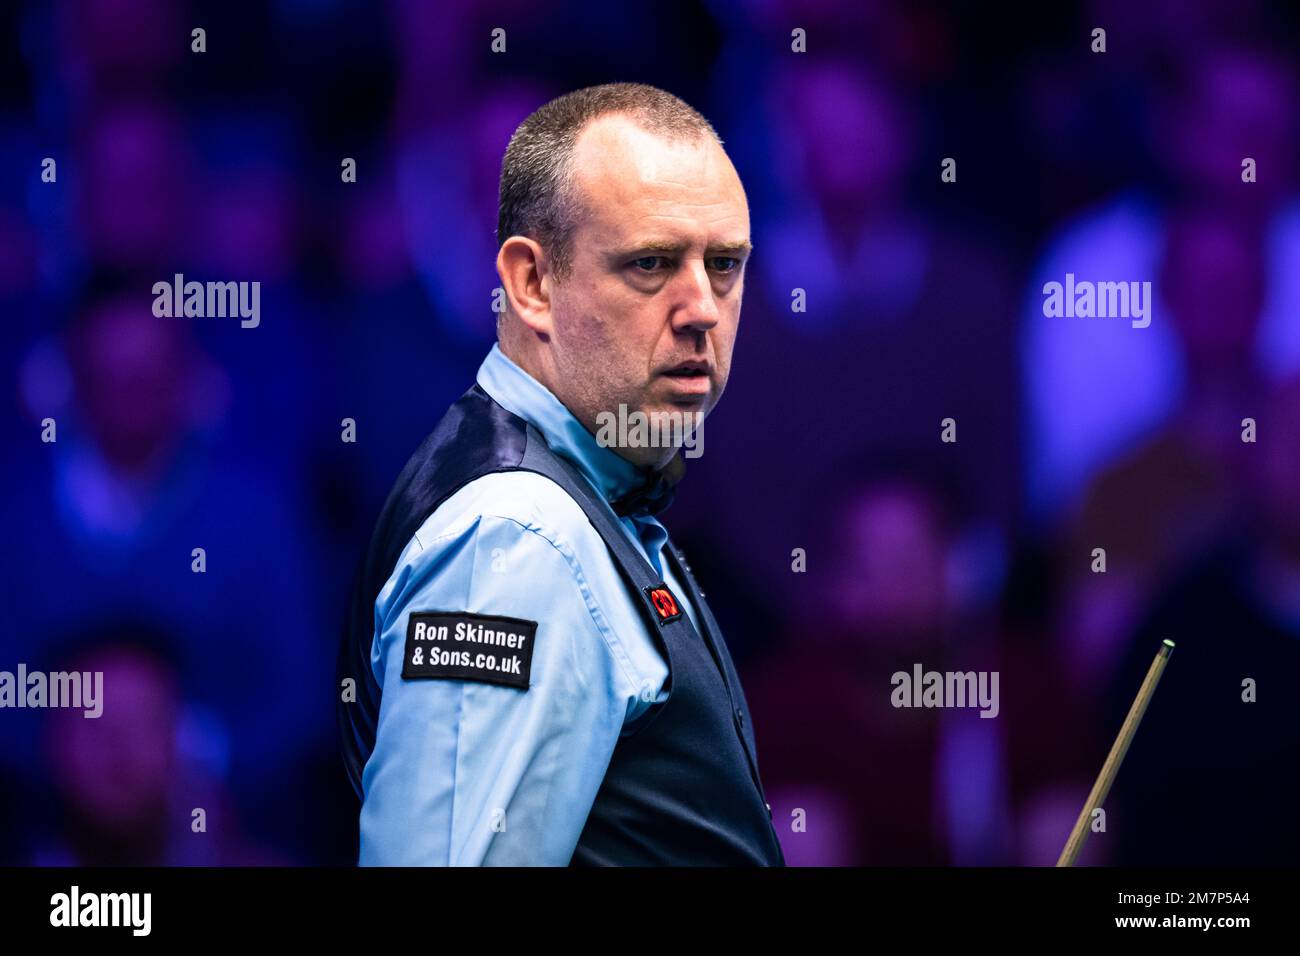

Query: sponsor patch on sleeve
[401,611,537,690]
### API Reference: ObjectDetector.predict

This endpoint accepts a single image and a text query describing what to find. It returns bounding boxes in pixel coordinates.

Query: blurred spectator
[689,53,1018,617]
[395,79,550,347]
[743,467,1009,865]
[1102,376,1300,865]
[73,96,196,279]
[1057,205,1267,691]
[1021,42,1300,523]
[29,627,283,865]
[995,541,1112,866]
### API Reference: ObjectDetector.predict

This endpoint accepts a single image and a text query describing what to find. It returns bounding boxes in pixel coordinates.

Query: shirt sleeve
[357,510,641,866]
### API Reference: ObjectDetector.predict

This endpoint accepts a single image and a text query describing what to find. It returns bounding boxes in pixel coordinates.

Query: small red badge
[645,585,683,624]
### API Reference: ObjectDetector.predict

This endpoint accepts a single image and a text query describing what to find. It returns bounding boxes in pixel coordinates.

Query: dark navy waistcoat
[338,384,786,866]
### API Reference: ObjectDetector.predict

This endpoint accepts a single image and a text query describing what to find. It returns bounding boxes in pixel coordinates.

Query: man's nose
[670,259,722,333]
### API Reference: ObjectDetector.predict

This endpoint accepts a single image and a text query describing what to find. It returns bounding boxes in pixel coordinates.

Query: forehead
[568,113,748,241]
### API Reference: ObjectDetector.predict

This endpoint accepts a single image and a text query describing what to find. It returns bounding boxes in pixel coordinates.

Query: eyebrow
[610,238,754,259]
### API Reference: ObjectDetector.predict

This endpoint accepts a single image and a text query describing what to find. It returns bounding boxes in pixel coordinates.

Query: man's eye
[710,257,740,273]
[632,256,668,272]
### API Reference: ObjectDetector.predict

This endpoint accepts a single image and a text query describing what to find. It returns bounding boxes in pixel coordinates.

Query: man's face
[544,115,750,458]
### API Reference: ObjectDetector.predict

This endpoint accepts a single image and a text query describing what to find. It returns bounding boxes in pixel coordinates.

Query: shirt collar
[476,342,648,503]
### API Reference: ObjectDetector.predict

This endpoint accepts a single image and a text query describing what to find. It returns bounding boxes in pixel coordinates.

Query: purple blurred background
[2,0,1298,865]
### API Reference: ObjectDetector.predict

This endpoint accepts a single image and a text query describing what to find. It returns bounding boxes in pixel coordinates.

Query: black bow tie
[610,454,687,519]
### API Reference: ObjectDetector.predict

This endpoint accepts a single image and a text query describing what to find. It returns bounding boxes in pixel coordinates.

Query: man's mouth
[658,361,712,397]
[660,360,711,379]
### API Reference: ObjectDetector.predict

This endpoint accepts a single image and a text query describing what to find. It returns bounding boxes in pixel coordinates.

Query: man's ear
[497,236,554,338]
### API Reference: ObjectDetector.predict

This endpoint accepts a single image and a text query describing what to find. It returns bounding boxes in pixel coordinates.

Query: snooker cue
[1056,639,1176,867]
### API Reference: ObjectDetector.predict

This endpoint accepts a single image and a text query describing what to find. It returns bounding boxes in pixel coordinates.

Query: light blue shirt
[358,343,698,865]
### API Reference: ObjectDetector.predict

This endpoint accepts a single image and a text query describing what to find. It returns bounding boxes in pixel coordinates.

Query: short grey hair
[496,82,723,287]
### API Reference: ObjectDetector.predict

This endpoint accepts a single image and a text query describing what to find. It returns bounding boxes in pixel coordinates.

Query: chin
[651,397,709,420]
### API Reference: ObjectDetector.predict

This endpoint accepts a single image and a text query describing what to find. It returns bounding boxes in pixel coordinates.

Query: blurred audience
[30,627,283,865]
[743,467,1008,865]
[1021,41,1300,523]
[1098,377,1300,864]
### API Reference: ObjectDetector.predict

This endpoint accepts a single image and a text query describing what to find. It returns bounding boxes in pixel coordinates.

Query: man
[338,82,785,865]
